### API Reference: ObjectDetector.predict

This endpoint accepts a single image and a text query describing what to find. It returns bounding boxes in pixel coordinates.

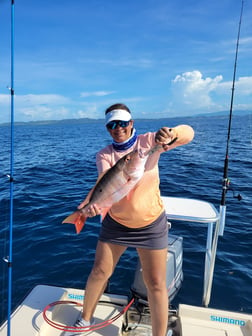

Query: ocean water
[0,114,251,323]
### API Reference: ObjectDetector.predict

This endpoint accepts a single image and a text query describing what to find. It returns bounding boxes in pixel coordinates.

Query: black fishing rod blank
[203,0,244,307]
[219,0,244,236]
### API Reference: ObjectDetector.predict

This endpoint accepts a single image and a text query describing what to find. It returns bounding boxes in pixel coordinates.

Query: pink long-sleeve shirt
[96,125,194,228]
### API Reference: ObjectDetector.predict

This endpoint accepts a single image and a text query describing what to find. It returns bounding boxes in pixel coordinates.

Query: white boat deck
[0,284,251,336]
[0,285,128,336]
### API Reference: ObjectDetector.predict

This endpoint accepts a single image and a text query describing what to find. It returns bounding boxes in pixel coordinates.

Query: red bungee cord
[42,298,134,332]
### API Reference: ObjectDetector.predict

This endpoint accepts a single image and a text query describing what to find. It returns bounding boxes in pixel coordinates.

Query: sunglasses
[106,120,131,130]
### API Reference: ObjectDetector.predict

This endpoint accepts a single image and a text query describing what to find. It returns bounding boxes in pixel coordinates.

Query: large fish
[62,149,149,234]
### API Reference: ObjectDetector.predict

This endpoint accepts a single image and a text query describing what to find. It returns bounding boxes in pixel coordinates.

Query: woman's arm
[155,125,194,151]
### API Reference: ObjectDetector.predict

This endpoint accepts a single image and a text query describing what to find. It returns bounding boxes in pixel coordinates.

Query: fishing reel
[223,178,242,201]
[229,188,242,201]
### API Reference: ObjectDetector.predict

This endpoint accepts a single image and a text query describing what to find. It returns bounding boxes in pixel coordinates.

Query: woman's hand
[77,202,101,217]
[155,127,178,150]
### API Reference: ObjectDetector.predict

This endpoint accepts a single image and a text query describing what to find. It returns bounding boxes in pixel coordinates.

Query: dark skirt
[99,211,168,250]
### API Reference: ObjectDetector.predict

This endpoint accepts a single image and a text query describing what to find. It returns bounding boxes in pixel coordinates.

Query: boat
[1,1,251,335]
[0,196,251,336]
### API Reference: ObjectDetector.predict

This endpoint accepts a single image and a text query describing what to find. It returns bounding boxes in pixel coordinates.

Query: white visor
[105,109,131,125]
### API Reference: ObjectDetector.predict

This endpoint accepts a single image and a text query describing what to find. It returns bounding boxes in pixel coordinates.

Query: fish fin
[62,211,87,234]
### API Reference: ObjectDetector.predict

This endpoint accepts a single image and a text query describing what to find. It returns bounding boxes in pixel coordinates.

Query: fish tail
[62,211,87,234]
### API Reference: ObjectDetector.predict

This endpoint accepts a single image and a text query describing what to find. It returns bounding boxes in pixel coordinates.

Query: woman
[75,103,194,336]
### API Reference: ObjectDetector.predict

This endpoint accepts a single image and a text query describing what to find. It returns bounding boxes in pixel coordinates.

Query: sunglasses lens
[107,120,130,129]
[106,121,116,129]
[120,121,129,127]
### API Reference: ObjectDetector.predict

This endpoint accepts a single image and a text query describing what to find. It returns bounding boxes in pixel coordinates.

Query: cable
[42,298,134,332]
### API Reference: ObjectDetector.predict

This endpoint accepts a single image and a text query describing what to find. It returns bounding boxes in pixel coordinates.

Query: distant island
[0,110,250,127]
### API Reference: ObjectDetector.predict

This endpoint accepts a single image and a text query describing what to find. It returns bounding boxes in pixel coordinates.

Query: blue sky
[0,0,251,123]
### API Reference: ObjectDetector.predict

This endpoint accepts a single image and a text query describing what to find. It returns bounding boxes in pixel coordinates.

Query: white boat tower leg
[161,196,220,307]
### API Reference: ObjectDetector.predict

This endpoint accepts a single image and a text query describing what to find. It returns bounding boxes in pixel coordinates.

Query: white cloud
[218,76,252,95]
[80,91,115,98]
[74,103,101,119]
[170,70,252,114]
[1,72,251,123]
[17,94,70,105]
[236,77,252,95]
[18,105,70,121]
[15,94,71,121]
[173,70,222,105]
[240,37,252,46]
[0,93,72,123]
[0,94,10,105]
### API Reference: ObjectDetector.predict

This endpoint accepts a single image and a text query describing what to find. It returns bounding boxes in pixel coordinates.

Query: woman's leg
[81,241,126,321]
[137,247,168,336]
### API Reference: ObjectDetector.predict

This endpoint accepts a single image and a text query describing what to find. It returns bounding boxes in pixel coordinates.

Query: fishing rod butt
[218,205,226,236]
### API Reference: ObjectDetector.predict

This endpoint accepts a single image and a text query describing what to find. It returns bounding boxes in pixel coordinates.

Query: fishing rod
[219,0,244,236]
[3,1,15,335]
[203,0,244,307]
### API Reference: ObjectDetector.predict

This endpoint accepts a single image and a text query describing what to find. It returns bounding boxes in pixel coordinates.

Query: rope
[42,298,134,332]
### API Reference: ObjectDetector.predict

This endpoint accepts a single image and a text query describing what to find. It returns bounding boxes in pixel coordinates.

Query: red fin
[62,211,87,234]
